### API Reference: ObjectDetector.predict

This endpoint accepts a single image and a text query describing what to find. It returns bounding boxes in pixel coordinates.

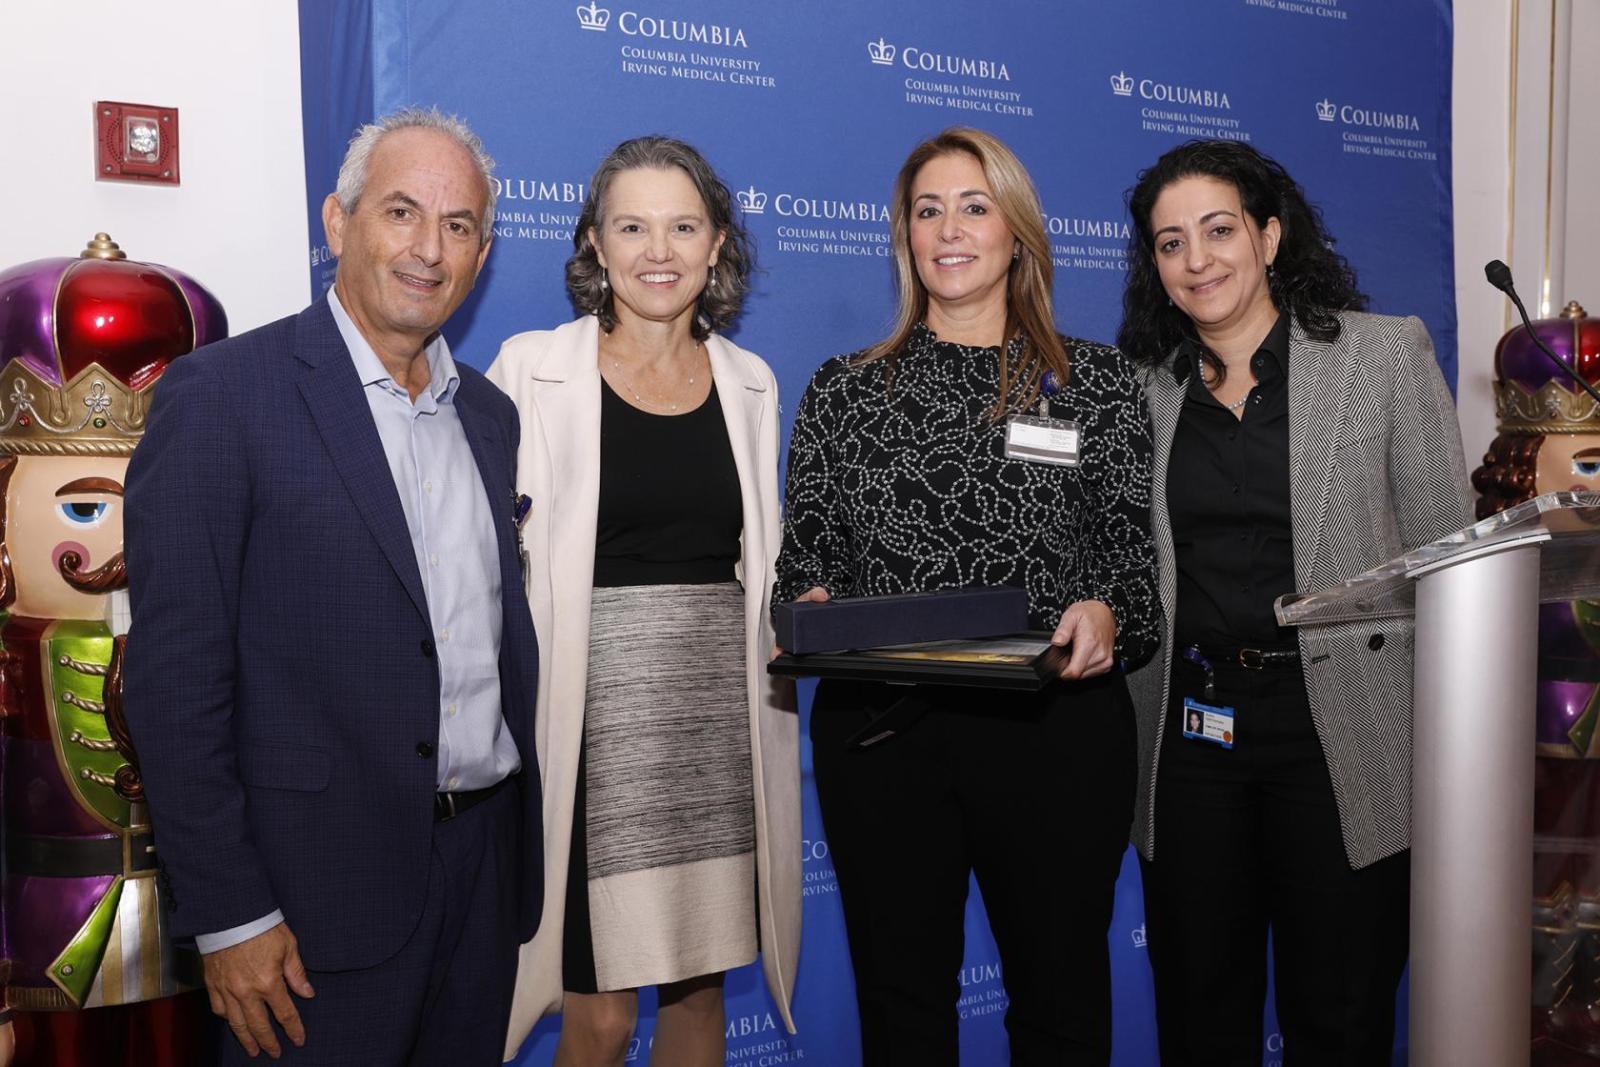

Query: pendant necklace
[607,342,702,413]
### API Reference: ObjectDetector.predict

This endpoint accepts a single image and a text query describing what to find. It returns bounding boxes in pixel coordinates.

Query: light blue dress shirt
[327,288,520,793]
[197,291,520,954]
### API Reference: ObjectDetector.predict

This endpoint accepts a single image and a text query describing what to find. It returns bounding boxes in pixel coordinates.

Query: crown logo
[1131,923,1147,948]
[736,185,768,214]
[1110,71,1134,96]
[576,1,610,31]
[868,37,896,65]
[1316,97,1337,122]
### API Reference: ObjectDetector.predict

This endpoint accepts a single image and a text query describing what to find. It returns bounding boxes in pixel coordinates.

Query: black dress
[563,380,755,994]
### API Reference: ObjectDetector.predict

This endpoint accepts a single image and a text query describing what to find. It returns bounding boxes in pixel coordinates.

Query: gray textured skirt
[580,581,756,991]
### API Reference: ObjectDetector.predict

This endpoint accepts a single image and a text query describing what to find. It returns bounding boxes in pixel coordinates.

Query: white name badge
[1004,415,1081,466]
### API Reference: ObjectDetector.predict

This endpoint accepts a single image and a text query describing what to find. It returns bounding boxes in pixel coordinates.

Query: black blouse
[594,379,742,587]
[774,322,1161,662]
[1167,314,1297,649]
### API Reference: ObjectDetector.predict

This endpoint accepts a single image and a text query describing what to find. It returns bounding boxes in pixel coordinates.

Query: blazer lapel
[1286,318,1347,588]
[454,378,518,586]
[1146,365,1185,498]
[707,337,767,632]
[293,302,429,621]
[529,317,603,624]
[1144,363,1186,620]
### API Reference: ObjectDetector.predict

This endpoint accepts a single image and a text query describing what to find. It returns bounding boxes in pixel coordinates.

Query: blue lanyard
[1181,645,1217,703]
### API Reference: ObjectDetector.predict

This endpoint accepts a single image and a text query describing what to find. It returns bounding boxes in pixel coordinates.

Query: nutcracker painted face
[0,234,226,621]
[0,455,129,620]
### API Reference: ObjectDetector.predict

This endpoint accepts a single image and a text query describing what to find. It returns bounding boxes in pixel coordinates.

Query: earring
[600,269,609,292]
[1012,247,1021,261]
[709,266,718,289]
[1266,263,1276,281]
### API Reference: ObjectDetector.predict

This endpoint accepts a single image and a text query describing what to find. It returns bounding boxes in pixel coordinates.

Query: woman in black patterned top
[775,127,1159,1067]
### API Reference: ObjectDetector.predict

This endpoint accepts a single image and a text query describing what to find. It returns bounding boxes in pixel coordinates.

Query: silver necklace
[607,343,701,413]
[1199,366,1251,413]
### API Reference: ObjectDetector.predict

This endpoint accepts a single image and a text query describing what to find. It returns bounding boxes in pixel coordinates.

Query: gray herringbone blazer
[1126,311,1473,870]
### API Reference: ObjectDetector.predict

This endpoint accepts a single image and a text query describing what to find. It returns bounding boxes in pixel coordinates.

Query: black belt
[435,777,510,822]
[7,831,157,878]
[1187,645,1301,670]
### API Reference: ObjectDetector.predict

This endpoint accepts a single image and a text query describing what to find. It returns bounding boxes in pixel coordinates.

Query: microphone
[1484,259,1513,294]
[1484,260,1600,405]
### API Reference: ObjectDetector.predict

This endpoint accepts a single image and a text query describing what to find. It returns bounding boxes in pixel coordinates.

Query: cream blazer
[487,315,801,1057]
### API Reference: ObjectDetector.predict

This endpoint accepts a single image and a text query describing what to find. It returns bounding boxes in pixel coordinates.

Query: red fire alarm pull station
[94,101,179,185]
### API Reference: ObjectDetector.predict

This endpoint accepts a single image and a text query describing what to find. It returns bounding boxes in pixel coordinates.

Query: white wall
[1453,0,1600,480]
[0,1,309,336]
[1451,2,1513,481]
[1565,1,1600,307]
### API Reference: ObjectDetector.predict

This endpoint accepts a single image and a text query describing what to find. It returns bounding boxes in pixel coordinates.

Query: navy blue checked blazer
[123,297,543,970]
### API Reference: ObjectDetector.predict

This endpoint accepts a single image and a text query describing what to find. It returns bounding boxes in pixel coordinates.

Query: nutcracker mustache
[57,549,128,593]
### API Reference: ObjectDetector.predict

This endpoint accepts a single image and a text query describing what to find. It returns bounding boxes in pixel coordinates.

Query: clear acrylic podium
[1275,491,1600,1067]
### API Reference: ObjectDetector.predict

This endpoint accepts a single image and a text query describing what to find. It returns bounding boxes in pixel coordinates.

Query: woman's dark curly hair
[1116,139,1367,379]
[566,135,754,341]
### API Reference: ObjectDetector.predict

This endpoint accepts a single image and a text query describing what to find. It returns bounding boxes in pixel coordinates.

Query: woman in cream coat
[488,136,799,1066]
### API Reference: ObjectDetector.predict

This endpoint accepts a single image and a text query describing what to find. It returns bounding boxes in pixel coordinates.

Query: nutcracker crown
[0,234,227,456]
[1494,301,1600,435]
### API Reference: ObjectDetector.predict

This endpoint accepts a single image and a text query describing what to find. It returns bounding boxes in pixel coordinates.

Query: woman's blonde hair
[859,127,1069,417]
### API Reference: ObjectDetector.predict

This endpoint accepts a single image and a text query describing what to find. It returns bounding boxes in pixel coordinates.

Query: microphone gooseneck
[1483,260,1600,406]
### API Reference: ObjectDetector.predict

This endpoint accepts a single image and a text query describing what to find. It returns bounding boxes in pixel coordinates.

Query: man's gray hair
[334,107,497,246]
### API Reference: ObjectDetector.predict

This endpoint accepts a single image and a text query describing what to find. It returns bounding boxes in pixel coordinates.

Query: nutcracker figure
[0,235,226,1065]
[1470,299,1600,1058]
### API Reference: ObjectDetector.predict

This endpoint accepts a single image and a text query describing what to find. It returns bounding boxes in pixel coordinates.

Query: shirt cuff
[196,910,285,954]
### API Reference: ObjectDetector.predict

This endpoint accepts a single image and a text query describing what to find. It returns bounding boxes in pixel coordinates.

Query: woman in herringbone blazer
[1117,140,1472,1065]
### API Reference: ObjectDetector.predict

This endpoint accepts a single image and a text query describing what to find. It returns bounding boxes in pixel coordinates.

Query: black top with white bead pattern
[774,322,1161,662]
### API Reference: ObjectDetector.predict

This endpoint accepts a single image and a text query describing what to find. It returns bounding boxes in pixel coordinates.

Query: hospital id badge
[1004,415,1081,466]
[1181,696,1235,749]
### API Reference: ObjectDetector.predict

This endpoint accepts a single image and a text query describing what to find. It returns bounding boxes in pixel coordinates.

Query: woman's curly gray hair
[567,136,754,340]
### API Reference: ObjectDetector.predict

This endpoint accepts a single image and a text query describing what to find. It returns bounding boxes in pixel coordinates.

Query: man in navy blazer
[123,108,541,1064]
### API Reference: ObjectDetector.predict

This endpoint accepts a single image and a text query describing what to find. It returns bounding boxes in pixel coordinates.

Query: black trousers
[811,672,1136,1067]
[1140,656,1409,1067]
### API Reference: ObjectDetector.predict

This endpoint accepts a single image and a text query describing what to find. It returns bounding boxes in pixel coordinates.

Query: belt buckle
[1238,648,1265,670]
[436,792,458,821]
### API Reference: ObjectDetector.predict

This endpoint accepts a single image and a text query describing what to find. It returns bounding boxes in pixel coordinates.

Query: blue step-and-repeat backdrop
[297,3,1453,1063]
